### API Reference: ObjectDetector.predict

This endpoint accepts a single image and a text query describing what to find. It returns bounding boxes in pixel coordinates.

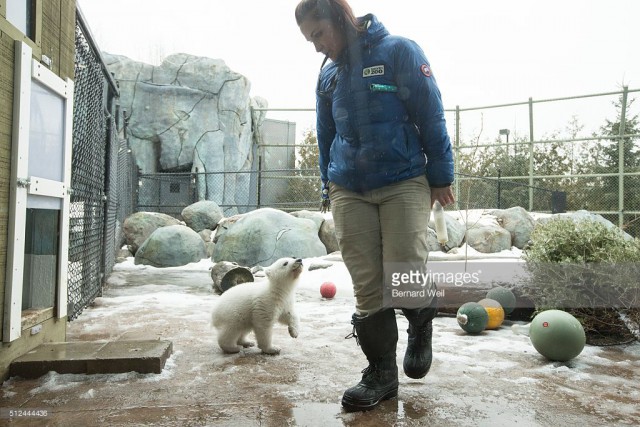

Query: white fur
[211,257,302,355]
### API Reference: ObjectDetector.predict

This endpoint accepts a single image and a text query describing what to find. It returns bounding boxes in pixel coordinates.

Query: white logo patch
[362,65,385,78]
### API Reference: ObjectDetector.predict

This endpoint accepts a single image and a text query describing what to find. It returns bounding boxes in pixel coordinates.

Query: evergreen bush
[522,218,640,344]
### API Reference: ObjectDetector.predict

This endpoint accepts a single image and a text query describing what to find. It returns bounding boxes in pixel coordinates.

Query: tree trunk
[210,261,254,294]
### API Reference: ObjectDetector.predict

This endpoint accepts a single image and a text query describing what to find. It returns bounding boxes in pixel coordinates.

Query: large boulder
[123,212,182,254]
[212,208,327,267]
[182,200,224,232]
[488,206,535,249]
[103,52,267,213]
[135,225,207,267]
[466,223,512,253]
[290,210,341,254]
[290,210,325,231]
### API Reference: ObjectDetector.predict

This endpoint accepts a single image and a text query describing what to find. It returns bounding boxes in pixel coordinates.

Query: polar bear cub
[212,257,303,354]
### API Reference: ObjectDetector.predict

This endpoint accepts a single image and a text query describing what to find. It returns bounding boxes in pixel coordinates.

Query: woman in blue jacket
[296,0,455,412]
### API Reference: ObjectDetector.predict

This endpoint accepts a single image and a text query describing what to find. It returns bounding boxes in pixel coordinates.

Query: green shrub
[522,218,640,344]
[525,218,640,264]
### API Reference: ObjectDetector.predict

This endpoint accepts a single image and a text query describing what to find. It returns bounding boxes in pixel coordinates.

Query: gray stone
[123,212,182,254]
[199,230,216,258]
[212,214,244,244]
[135,225,207,267]
[212,208,327,267]
[103,52,267,213]
[116,247,133,263]
[290,210,325,230]
[182,200,224,232]
[466,223,512,253]
[199,229,213,242]
[489,206,535,249]
[307,261,335,271]
[319,217,340,254]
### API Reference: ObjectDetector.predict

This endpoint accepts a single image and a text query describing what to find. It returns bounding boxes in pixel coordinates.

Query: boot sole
[403,360,432,379]
[341,387,398,412]
[403,367,429,379]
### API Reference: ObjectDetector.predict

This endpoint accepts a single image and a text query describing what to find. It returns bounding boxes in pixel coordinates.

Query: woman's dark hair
[295,0,366,40]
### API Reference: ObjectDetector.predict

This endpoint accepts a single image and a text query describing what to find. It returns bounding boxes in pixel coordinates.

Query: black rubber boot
[401,296,438,379]
[341,309,399,412]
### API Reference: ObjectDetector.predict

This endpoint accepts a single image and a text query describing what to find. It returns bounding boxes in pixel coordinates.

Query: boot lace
[360,364,383,381]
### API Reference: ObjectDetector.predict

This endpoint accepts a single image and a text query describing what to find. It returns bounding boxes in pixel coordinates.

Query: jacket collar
[334,14,389,66]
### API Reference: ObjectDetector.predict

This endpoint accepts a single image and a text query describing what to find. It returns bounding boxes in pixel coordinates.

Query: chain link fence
[451,87,640,237]
[68,12,134,320]
[135,88,639,238]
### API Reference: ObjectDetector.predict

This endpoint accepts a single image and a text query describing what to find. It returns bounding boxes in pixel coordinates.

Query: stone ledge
[9,340,173,379]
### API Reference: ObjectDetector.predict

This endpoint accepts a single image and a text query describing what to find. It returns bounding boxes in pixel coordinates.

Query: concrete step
[10,340,173,379]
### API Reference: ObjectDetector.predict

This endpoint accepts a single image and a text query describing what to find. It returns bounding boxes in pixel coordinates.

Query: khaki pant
[329,175,433,316]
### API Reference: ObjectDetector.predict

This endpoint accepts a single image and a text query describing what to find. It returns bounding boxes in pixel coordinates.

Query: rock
[290,210,325,230]
[103,52,267,212]
[307,261,334,271]
[182,200,224,232]
[198,230,216,258]
[466,223,512,253]
[212,208,327,267]
[319,217,340,253]
[212,214,245,244]
[135,225,207,267]
[116,247,133,263]
[199,229,213,242]
[123,212,182,254]
[322,252,343,262]
[288,210,341,253]
[488,206,535,249]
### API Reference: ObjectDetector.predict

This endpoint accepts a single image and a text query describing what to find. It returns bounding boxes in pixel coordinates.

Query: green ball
[529,310,586,362]
[456,302,489,334]
[486,286,517,315]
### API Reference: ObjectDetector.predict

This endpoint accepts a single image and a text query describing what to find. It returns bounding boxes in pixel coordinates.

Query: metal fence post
[528,97,535,211]
[497,169,502,208]
[454,105,460,204]
[257,144,263,209]
[618,86,628,228]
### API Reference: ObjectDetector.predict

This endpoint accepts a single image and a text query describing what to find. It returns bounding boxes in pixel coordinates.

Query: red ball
[320,281,337,299]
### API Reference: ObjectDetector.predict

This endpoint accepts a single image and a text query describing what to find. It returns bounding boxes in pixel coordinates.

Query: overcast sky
[78,0,640,139]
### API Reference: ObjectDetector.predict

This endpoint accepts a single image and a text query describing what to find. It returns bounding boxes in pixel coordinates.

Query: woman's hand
[431,186,455,207]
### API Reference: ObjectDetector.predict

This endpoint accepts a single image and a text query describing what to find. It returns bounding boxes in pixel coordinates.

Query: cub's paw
[288,326,299,338]
[220,345,242,354]
[261,346,281,355]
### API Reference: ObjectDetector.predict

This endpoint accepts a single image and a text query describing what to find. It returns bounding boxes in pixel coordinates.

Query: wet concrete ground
[2,261,639,426]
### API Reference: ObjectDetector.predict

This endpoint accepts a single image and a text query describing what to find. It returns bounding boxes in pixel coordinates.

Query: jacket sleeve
[315,66,337,185]
[394,40,454,187]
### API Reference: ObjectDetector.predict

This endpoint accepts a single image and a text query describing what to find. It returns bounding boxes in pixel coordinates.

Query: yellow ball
[477,298,505,329]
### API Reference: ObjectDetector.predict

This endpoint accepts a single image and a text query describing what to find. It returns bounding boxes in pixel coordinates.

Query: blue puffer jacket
[316,14,454,193]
